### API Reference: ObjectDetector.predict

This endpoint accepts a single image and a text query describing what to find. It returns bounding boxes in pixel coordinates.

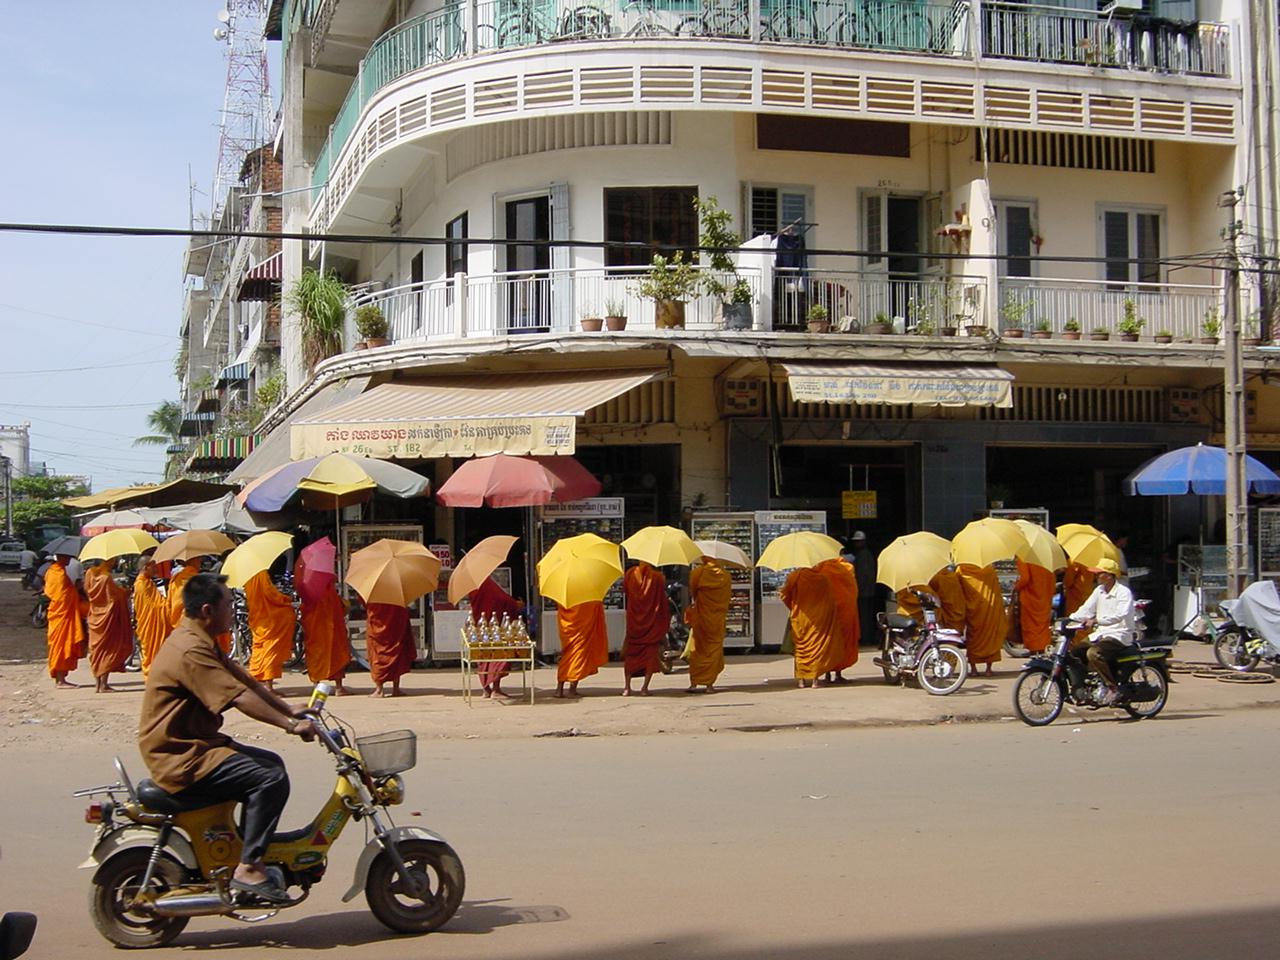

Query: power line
[0,400,170,410]
[0,301,179,340]
[0,358,170,377]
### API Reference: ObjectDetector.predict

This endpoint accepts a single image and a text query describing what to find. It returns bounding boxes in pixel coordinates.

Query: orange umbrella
[447,535,518,605]
[154,529,237,563]
[345,539,442,606]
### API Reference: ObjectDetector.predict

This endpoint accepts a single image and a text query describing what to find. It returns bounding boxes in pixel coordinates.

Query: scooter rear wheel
[1213,629,1261,673]
[1121,664,1169,720]
[89,849,189,949]
[1013,669,1064,726]
[366,840,465,934]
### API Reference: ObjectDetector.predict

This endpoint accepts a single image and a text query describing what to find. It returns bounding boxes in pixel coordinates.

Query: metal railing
[772,270,987,330]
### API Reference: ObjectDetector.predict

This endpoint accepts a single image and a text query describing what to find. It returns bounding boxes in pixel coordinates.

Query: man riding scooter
[137,574,317,905]
[1067,558,1135,705]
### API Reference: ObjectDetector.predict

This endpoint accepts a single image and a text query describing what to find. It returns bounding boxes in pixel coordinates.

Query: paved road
[2,710,1277,959]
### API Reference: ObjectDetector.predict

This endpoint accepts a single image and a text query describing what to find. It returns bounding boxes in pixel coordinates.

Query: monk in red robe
[956,562,1008,673]
[245,570,298,688]
[816,557,860,682]
[367,602,415,697]
[780,567,842,687]
[296,552,351,694]
[134,557,172,677]
[44,555,84,688]
[556,600,609,698]
[621,561,667,696]
[1014,557,1057,654]
[468,577,523,699]
[84,558,133,693]
[685,558,731,692]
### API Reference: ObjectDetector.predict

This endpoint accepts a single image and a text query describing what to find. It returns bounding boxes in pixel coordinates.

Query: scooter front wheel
[1213,629,1261,673]
[1013,669,1064,726]
[916,643,968,696]
[366,840,465,934]
[89,849,189,949]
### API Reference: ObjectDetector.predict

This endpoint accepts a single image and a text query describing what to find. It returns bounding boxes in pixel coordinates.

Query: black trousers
[175,744,289,864]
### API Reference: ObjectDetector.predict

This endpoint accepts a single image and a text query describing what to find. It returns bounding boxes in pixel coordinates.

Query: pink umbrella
[435,454,602,508]
[297,536,337,602]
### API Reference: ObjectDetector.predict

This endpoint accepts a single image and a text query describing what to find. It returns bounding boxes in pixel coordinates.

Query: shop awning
[63,478,239,511]
[217,362,250,386]
[236,251,282,302]
[782,362,1014,408]
[290,368,665,460]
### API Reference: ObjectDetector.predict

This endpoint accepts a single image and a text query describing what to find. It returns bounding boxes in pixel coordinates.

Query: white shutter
[549,182,572,332]
[862,191,888,271]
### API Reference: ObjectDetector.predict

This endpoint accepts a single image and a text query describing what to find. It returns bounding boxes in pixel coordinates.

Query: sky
[0,2,269,490]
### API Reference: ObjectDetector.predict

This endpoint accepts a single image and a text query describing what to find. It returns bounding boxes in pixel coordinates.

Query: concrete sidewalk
[2,640,1277,749]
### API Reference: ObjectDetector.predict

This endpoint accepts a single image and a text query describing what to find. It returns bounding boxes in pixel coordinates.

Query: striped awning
[291,368,665,459]
[782,362,1014,408]
[217,362,250,386]
[189,434,260,464]
[236,251,282,302]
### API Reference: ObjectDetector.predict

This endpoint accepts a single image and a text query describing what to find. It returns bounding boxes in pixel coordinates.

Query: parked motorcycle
[75,684,464,948]
[660,579,689,674]
[1214,580,1280,673]
[874,591,969,696]
[1012,612,1172,726]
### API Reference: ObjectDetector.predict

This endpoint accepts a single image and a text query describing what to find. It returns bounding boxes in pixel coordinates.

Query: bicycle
[677,1,751,39]
[622,0,676,37]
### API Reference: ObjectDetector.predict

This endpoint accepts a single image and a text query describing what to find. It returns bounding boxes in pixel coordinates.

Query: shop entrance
[774,444,920,547]
[574,444,682,536]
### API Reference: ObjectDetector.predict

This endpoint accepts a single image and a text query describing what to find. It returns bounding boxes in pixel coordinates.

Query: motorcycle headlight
[374,774,405,805]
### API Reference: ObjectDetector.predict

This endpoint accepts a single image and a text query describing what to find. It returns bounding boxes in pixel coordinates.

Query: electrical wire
[0,301,179,340]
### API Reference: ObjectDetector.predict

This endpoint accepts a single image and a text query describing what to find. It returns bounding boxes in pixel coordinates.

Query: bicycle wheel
[676,15,706,37]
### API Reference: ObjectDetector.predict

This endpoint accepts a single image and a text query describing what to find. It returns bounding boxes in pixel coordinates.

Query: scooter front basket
[355,730,417,776]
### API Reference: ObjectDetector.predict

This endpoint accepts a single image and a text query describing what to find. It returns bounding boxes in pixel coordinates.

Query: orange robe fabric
[896,588,926,625]
[956,563,1007,666]
[929,569,968,631]
[134,571,171,677]
[469,578,522,687]
[44,561,84,676]
[295,558,351,683]
[245,571,297,682]
[816,558,860,671]
[556,601,609,683]
[366,603,415,685]
[622,563,667,679]
[685,560,731,687]
[84,562,133,678]
[1064,562,1094,618]
[1014,558,1056,654]
[780,568,842,680]
[169,563,231,654]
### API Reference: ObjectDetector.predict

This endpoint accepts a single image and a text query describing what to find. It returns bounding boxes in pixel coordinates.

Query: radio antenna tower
[210,1,271,222]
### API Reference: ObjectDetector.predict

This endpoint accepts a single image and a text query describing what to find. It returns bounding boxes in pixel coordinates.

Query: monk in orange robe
[556,600,609,698]
[44,555,84,688]
[956,562,1007,673]
[621,561,667,696]
[1063,562,1094,621]
[468,577,523,699]
[780,567,842,687]
[366,602,415,697]
[895,586,930,625]
[245,570,297,688]
[929,567,968,631]
[134,557,172,677]
[296,553,351,694]
[1014,557,1056,654]
[816,557,860,681]
[169,558,232,654]
[685,558,731,692]
[84,559,133,693]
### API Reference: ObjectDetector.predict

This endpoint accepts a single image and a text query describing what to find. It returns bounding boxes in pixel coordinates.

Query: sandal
[231,877,290,905]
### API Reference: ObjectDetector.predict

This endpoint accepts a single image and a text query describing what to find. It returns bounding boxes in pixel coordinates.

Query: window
[748,185,810,241]
[445,213,468,278]
[604,187,698,268]
[994,201,1037,278]
[1101,208,1162,286]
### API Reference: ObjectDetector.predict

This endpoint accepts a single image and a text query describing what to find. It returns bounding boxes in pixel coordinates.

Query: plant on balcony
[1117,298,1145,341]
[806,304,830,334]
[604,297,628,332]
[256,371,285,411]
[354,303,390,348]
[1090,325,1111,341]
[1061,317,1081,341]
[634,252,699,330]
[907,296,934,335]
[1154,328,1173,344]
[693,196,753,331]
[288,268,349,369]
[1243,310,1262,346]
[862,311,892,335]
[999,293,1031,338]
[579,304,604,332]
[1200,306,1221,343]
[1032,318,1053,340]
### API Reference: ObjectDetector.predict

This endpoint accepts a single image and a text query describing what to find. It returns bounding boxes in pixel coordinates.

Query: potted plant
[806,304,830,333]
[353,303,390,348]
[1031,318,1053,340]
[634,252,699,329]
[1243,310,1262,346]
[1117,298,1144,341]
[1090,325,1111,341]
[999,292,1030,338]
[862,311,892,335]
[287,268,349,369]
[1200,306,1221,344]
[579,305,604,332]
[1154,328,1173,344]
[907,296,934,335]
[604,297,628,332]
[1061,317,1081,341]
[694,196,754,331]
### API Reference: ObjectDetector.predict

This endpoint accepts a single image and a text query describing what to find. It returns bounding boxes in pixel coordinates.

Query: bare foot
[621,688,632,697]
[54,680,77,689]
[983,665,994,676]
[640,688,651,697]
[483,688,493,699]
[492,688,515,700]
[369,687,385,698]
[333,685,348,696]
[686,685,698,693]
[705,685,716,693]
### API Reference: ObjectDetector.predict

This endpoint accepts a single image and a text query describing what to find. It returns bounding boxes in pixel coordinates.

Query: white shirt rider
[1070,573,1135,645]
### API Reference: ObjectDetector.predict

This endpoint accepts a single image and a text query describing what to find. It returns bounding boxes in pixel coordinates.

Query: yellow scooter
[74,684,464,948]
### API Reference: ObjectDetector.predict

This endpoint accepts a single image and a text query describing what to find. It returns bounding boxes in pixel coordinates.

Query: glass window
[1103,208,1162,286]
[604,187,698,267]
[445,213,468,278]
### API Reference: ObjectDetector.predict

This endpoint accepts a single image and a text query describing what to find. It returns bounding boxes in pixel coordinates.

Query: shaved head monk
[84,557,133,693]
[621,561,667,697]
[44,554,84,688]
[556,600,609,698]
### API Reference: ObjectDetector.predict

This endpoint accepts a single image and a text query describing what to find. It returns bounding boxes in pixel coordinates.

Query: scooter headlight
[373,774,405,805]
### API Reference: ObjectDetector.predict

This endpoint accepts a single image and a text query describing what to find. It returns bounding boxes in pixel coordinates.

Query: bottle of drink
[499,611,511,640]
[309,680,335,709]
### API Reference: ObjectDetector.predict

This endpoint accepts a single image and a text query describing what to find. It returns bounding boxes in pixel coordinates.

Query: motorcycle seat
[136,779,220,815]
[270,824,315,844]
[1134,636,1173,650]
[884,614,918,632]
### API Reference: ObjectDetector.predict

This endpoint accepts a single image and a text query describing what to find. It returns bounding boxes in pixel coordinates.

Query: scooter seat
[884,614,918,632]
[1135,636,1173,650]
[136,779,219,815]
[269,825,315,844]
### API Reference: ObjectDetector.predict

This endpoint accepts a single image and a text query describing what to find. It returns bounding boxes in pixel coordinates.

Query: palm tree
[134,400,185,479]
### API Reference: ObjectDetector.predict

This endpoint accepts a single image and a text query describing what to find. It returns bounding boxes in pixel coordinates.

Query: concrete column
[920,438,986,537]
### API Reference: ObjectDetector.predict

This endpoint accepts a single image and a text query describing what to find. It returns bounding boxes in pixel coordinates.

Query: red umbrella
[436,454,601,508]
[297,536,338,601]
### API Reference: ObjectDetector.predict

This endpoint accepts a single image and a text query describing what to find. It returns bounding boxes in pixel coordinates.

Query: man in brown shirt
[139,573,316,905]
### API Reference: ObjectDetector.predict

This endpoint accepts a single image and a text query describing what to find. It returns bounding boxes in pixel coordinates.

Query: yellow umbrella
[755,531,843,571]
[1055,523,1105,546]
[297,477,378,511]
[694,539,751,569]
[447,535,518,605]
[876,531,953,592]
[951,517,1030,568]
[621,525,703,567]
[537,533,622,608]
[154,529,237,563]
[1060,531,1124,571]
[1013,520,1068,571]
[221,531,295,589]
[345,539,442,606]
[80,529,160,562]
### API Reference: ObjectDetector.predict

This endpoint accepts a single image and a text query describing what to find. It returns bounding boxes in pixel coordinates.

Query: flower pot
[1031,330,1052,339]
[1119,333,1140,342]
[1002,328,1025,339]
[580,317,604,332]
[655,299,686,329]
[605,315,627,331]
[352,341,369,351]
[1197,336,1219,344]
[1154,335,1173,344]
[721,303,753,331]
[939,326,958,337]
[862,322,891,335]
[1061,331,1081,340]
[965,324,988,337]
[1090,332,1110,341]
[1242,337,1262,347]
[365,337,390,348]
[806,319,831,333]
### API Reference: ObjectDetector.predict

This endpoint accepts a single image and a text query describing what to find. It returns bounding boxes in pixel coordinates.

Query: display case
[754,510,828,646]
[1259,508,1280,581]
[340,523,428,658]
[432,564,514,657]
[690,511,756,648]
[538,498,627,655]
[1173,543,1255,626]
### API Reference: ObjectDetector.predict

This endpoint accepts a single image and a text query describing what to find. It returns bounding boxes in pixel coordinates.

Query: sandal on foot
[231,877,290,904]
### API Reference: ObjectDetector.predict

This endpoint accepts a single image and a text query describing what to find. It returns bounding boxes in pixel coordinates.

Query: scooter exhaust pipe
[151,892,235,917]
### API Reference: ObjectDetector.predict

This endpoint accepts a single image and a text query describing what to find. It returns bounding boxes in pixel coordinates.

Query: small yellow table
[461,639,537,705]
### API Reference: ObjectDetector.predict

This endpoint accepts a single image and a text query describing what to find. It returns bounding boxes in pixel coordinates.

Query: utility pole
[1221,187,1247,597]
[0,455,11,538]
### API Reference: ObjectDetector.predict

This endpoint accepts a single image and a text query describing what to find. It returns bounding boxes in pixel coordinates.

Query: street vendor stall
[538,498,626,654]
[755,510,828,645]
[689,511,756,648]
